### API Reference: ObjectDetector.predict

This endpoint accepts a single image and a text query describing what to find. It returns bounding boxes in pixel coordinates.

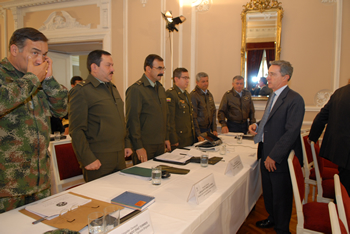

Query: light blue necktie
[254,93,276,144]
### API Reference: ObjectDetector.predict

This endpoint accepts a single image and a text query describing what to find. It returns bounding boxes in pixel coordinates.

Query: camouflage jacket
[0,58,68,197]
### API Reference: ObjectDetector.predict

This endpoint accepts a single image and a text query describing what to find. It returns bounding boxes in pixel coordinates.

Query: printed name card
[110,209,153,234]
[187,173,217,204]
[225,155,243,176]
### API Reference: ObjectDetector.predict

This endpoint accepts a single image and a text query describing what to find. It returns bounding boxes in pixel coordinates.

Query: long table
[0,135,261,234]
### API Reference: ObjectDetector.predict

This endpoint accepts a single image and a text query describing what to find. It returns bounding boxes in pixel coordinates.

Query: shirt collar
[235,90,242,97]
[274,85,288,98]
[145,75,156,87]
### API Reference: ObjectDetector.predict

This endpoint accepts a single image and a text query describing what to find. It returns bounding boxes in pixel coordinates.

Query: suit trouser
[132,143,165,165]
[259,143,293,234]
[83,150,126,182]
[339,167,350,197]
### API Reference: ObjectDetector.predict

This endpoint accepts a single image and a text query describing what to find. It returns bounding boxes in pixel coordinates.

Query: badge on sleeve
[166,98,171,102]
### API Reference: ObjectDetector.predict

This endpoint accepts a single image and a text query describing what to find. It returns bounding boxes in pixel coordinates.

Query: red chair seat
[303,202,332,234]
[322,179,335,199]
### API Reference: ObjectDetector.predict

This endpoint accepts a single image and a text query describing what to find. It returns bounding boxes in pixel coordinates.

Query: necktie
[254,93,276,144]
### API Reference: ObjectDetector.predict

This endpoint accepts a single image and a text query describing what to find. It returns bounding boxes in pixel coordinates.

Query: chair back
[329,202,348,234]
[288,151,305,202]
[335,174,350,233]
[54,143,82,180]
[50,140,84,192]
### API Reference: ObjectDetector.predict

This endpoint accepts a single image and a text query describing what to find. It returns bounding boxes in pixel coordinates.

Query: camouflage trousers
[0,187,51,213]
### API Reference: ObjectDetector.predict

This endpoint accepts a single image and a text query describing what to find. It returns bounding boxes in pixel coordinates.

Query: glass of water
[104,206,120,232]
[237,135,243,144]
[201,151,209,167]
[152,166,161,185]
[54,131,61,141]
[88,211,104,234]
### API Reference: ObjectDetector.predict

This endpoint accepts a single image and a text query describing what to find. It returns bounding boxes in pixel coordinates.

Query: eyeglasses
[180,76,190,80]
[152,66,166,71]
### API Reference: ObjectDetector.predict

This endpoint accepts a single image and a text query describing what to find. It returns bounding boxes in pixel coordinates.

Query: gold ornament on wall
[242,0,283,14]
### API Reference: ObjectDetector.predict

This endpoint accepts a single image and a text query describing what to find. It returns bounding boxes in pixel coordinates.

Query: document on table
[25,193,91,220]
[155,152,192,164]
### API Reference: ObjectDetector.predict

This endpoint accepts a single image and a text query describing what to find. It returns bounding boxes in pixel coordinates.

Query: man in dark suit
[309,84,350,196]
[249,60,305,234]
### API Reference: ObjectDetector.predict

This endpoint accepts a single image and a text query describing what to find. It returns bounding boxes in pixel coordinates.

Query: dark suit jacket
[309,84,350,170]
[259,86,305,172]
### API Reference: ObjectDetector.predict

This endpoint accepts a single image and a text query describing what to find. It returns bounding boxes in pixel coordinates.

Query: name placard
[110,209,153,234]
[187,173,217,204]
[225,155,243,176]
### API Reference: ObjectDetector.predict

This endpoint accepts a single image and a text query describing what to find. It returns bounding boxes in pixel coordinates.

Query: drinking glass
[152,166,161,185]
[88,211,104,234]
[54,131,61,141]
[104,206,120,232]
[201,151,209,167]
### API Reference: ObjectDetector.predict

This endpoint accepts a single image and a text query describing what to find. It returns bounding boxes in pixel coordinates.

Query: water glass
[237,135,243,144]
[152,166,161,185]
[88,211,104,234]
[220,144,226,155]
[104,206,120,232]
[201,151,209,167]
[54,131,61,141]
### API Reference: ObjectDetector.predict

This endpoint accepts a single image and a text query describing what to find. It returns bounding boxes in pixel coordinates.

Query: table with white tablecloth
[0,135,261,234]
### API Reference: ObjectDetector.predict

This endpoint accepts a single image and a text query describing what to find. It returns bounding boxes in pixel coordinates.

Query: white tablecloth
[0,136,261,234]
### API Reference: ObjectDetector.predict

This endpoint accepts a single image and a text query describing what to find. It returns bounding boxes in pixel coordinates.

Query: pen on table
[180,153,187,155]
[32,216,48,225]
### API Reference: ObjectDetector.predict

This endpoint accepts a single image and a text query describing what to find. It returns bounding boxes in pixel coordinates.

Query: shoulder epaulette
[136,79,143,85]
[77,80,91,86]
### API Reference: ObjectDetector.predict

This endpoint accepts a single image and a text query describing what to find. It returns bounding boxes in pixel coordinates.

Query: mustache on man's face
[158,73,163,77]
[110,72,114,75]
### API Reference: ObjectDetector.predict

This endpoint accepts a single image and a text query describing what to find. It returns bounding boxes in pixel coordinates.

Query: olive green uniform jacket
[126,74,169,151]
[166,85,195,148]
[0,58,68,197]
[190,85,217,137]
[218,88,256,127]
[69,74,131,168]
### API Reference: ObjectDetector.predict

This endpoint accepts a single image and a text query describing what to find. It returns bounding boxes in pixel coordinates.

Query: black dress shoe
[256,219,275,228]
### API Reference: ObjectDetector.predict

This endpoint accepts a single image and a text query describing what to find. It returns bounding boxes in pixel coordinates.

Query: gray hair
[270,60,293,80]
[195,72,209,82]
[232,75,244,82]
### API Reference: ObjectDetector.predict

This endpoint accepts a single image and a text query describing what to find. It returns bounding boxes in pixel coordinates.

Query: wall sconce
[161,11,186,32]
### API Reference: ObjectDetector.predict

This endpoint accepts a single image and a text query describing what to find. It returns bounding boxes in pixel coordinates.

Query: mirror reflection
[240,0,283,99]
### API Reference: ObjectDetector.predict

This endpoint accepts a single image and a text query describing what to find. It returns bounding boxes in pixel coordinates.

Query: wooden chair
[50,140,84,192]
[288,151,332,234]
[334,174,350,233]
[328,202,348,234]
[300,132,316,201]
[310,142,335,202]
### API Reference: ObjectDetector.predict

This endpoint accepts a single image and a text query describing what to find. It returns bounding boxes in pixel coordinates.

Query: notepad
[111,191,155,211]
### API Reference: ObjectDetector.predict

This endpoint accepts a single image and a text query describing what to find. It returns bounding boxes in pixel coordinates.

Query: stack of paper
[25,193,91,220]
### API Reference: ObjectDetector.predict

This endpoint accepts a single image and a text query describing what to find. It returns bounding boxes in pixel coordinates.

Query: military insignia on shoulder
[137,80,142,85]
[166,98,171,102]
[169,88,173,91]
[227,90,230,93]
[78,80,90,86]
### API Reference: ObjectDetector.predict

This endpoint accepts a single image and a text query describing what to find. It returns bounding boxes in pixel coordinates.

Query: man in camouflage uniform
[190,72,217,142]
[218,75,255,134]
[166,68,195,150]
[126,54,170,164]
[0,27,68,213]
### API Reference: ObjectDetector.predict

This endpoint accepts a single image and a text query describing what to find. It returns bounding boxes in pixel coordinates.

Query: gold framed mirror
[240,0,283,100]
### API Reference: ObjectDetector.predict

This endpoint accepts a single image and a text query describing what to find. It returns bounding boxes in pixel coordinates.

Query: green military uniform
[218,88,256,133]
[0,58,68,213]
[69,74,130,182]
[190,85,217,137]
[126,74,169,163]
[166,85,195,149]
